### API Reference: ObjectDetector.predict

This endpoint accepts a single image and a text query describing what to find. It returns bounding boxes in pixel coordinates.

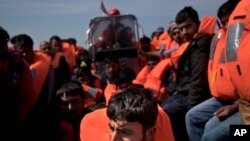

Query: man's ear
[145,126,156,141]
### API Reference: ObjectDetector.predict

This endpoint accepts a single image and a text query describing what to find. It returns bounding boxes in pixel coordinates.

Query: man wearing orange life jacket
[11,34,57,140]
[0,27,37,140]
[11,35,53,101]
[68,38,83,56]
[137,36,151,69]
[55,81,92,141]
[61,39,76,74]
[143,22,185,103]
[75,66,104,110]
[146,21,179,59]
[132,55,160,86]
[102,67,175,141]
[104,67,135,106]
[150,27,164,51]
[75,48,92,75]
[80,86,175,141]
[185,1,242,140]
[99,56,121,91]
[224,0,250,124]
[39,40,71,95]
[160,7,215,141]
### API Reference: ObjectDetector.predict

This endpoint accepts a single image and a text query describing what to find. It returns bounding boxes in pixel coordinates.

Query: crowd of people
[1,0,250,140]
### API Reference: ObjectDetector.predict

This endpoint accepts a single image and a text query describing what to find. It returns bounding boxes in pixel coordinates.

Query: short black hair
[176,6,200,25]
[11,34,33,50]
[77,48,89,57]
[49,35,61,43]
[68,38,77,45]
[104,55,119,64]
[0,26,10,43]
[140,36,151,43]
[56,81,84,99]
[107,86,158,132]
[217,0,240,22]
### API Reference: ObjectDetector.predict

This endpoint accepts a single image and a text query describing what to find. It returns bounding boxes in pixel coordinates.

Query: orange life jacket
[208,29,239,101]
[225,0,250,100]
[159,31,173,50]
[171,16,217,69]
[143,59,171,101]
[79,108,110,141]
[150,36,159,51]
[81,84,103,108]
[74,45,83,56]
[80,106,175,141]
[198,16,218,35]
[132,65,149,85]
[143,43,189,101]
[104,83,117,105]
[155,106,175,141]
[30,51,51,96]
[143,16,217,102]
[19,61,37,123]
[170,42,190,70]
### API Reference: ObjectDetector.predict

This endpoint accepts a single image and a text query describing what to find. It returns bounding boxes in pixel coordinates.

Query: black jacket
[176,33,213,108]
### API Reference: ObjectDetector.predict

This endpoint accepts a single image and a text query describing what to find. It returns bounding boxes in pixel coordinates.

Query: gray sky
[0,0,225,49]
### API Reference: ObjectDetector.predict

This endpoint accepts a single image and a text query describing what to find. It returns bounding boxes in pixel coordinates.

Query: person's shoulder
[81,108,108,125]
[9,51,25,72]
[192,33,213,47]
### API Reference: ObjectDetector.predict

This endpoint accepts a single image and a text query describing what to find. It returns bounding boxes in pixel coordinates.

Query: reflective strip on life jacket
[208,29,239,101]
[226,23,244,62]
[209,32,220,60]
[225,0,250,100]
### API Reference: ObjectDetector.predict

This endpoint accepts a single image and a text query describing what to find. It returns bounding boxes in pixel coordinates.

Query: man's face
[140,41,151,52]
[105,62,120,78]
[177,17,198,42]
[40,42,52,55]
[59,92,84,121]
[147,60,158,72]
[108,119,145,141]
[172,28,183,44]
[50,39,61,52]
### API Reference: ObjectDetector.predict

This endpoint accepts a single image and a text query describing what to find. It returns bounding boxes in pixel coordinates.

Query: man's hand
[214,103,238,121]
